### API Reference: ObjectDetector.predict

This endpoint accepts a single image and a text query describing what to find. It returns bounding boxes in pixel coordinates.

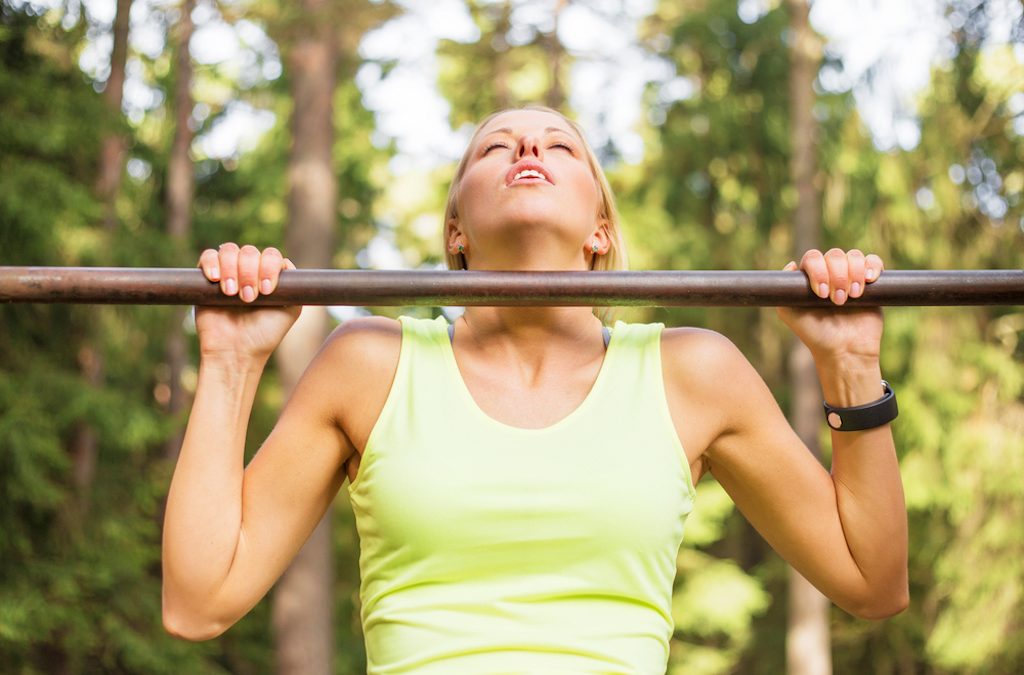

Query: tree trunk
[493,1,512,108]
[271,1,338,671]
[164,0,196,462]
[785,1,832,674]
[71,0,133,513]
[543,0,569,110]
[96,0,133,231]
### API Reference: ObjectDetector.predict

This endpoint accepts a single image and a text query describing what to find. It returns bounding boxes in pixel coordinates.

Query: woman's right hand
[196,243,302,362]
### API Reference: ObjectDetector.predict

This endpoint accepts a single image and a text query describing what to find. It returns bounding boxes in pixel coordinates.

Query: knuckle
[240,244,260,255]
[218,242,239,252]
[825,247,845,259]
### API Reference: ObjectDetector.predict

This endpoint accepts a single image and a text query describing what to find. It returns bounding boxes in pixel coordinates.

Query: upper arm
[663,330,870,610]
[212,316,401,619]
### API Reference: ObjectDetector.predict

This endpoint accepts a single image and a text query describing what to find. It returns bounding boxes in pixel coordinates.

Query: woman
[162,106,908,673]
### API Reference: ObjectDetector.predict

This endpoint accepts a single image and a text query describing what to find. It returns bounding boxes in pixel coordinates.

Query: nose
[515,135,543,161]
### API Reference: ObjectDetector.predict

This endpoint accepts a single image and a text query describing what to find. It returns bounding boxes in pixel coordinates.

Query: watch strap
[823,380,898,431]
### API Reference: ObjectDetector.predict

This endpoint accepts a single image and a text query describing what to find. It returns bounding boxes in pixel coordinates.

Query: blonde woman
[162,106,908,673]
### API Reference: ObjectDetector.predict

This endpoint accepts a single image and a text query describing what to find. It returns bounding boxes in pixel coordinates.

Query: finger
[823,248,850,305]
[799,249,829,299]
[783,260,798,271]
[258,247,284,294]
[237,245,261,303]
[217,242,240,296]
[847,249,866,298]
[865,253,885,283]
[198,248,220,281]
[283,258,296,271]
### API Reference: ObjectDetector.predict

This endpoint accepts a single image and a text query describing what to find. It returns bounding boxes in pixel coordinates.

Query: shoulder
[304,317,405,440]
[660,326,750,380]
[660,327,762,419]
[324,315,402,347]
[318,315,402,372]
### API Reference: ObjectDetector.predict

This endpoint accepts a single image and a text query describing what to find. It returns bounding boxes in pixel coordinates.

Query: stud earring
[591,243,600,254]
[457,244,465,254]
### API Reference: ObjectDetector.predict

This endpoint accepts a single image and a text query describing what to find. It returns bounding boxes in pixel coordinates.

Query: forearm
[162,354,267,625]
[815,354,908,611]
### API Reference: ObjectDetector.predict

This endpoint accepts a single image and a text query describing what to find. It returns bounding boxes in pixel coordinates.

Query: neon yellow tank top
[348,316,696,674]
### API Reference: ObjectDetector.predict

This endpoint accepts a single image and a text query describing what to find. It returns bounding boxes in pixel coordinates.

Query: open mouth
[506,162,553,186]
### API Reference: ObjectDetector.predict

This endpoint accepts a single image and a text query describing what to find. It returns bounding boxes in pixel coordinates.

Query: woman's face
[453,109,605,269]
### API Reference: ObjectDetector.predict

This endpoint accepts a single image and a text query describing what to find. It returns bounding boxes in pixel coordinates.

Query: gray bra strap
[448,323,611,349]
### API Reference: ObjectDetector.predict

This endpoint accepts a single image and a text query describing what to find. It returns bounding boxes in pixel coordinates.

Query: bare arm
[668,333,908,619]
[161,244,399,640]
[161,339,354,639]
[667,248,908,619]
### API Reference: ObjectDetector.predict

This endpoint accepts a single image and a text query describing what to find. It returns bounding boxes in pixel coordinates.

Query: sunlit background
[1,0,1023,673]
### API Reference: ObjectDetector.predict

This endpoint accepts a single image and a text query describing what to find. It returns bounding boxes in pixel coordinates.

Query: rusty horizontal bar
[0,267,1022,307]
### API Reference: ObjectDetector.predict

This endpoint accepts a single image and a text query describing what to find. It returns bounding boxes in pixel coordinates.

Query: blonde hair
[442,105,628,273]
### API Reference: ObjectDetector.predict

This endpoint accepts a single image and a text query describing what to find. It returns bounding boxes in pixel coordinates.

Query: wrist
[199,350,270,373]
[813,354,884,408]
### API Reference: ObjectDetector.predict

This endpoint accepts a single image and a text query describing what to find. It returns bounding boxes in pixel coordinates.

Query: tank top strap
[600,320,665,389]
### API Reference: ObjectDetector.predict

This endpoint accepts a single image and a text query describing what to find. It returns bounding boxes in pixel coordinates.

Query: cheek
[568,172,602,214]
[457,166,495,212]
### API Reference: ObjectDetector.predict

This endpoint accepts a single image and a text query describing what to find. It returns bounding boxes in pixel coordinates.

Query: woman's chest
[456,357,605,429]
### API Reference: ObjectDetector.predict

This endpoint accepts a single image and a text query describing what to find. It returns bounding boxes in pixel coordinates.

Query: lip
[505,160,554,187]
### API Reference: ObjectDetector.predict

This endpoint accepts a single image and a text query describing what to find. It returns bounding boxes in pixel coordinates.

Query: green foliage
[2,0,1023,672]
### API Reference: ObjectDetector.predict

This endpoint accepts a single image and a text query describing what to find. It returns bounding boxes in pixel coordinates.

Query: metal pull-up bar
[0,267,1022,307]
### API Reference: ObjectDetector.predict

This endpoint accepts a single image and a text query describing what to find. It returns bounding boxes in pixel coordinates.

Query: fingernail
[210,266,220,280]
[225,278,237,295]
[261,279,272,294]
[834,289,847,305]
[851,281,861,297]
[818,283,829,298]
[866,269,876,281]
[241,285,255,302]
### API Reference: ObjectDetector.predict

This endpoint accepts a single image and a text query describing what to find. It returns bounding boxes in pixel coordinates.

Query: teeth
[513,169,546,181]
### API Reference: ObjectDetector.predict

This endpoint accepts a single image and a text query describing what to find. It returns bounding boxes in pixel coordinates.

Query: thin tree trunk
[164,0,196,462]
[543,0,569,110]
[494,1,512,108]
[271,0,338,671]
[70,0,133,513]
[96,0,133,231]
[785,1,832,674]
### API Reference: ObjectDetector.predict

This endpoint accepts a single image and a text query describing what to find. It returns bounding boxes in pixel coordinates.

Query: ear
[446,218,466,255]
[587,219,612,255]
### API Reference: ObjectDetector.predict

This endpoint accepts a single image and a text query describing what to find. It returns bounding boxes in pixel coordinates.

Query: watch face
[827,412,842,429]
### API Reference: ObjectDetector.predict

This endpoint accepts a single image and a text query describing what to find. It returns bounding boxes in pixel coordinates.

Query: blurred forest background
[1,0,1023,673]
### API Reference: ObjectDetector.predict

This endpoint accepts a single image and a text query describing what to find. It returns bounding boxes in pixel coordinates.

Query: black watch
[823,380,898,431]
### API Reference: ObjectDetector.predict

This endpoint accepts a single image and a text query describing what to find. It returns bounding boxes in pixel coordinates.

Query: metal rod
[0,267,1022,307]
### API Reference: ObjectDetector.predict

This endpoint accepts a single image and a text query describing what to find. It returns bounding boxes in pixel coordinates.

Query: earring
[591,243,600,254]
[457,244,465,254]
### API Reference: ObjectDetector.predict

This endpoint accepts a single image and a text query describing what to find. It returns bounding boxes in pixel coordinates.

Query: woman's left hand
[776,248,885,362]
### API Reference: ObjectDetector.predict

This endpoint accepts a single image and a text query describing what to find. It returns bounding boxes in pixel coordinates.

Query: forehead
[477,110,580,140]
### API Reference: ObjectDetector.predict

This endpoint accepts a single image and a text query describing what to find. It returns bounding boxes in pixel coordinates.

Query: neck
[457,306,604,356]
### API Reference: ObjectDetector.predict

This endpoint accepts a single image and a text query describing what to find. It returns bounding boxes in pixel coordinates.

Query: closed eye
[483,142,509,154]
[550,142,574,152]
